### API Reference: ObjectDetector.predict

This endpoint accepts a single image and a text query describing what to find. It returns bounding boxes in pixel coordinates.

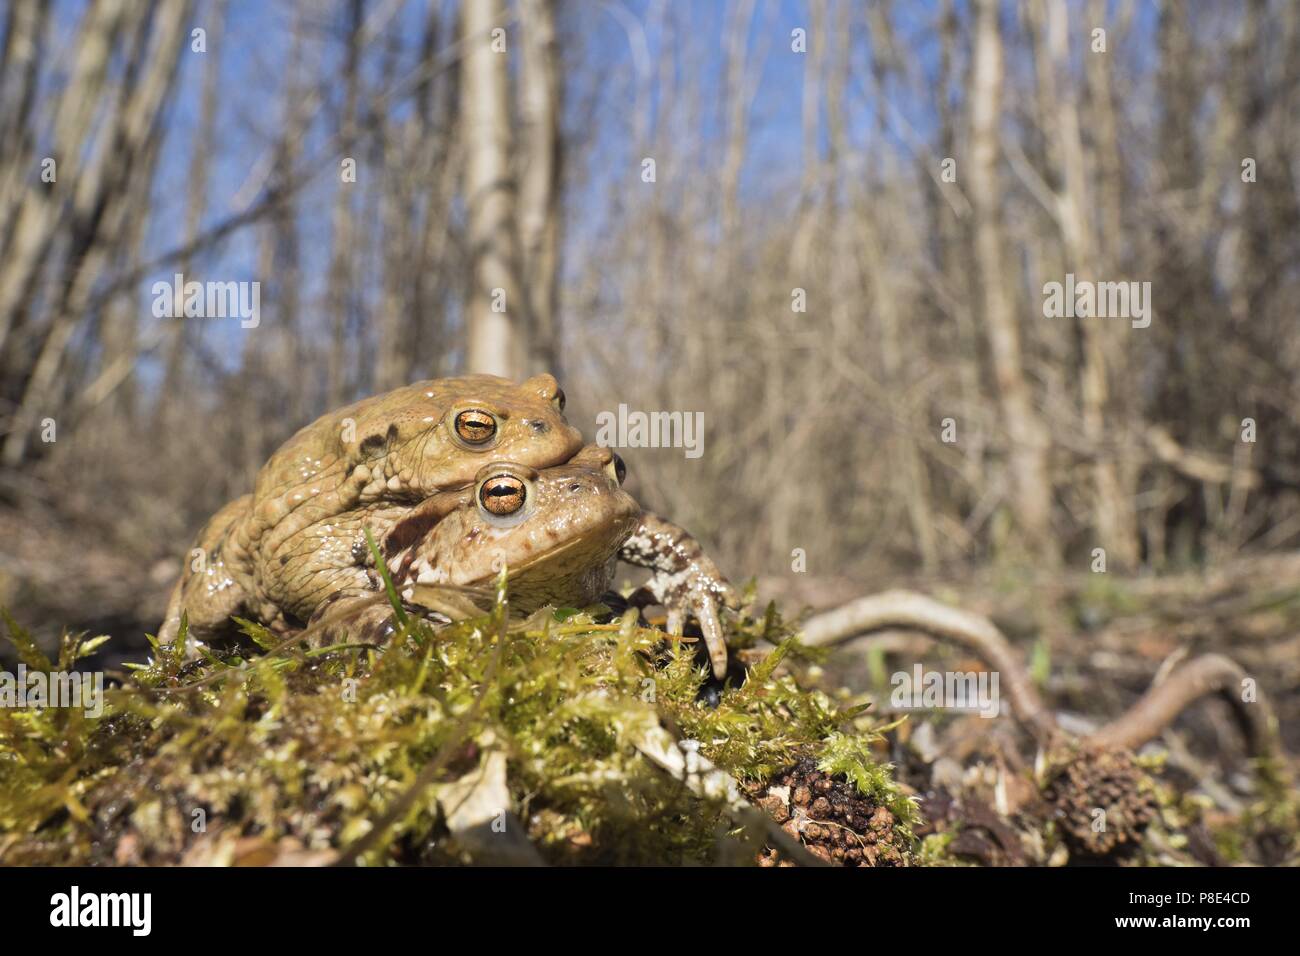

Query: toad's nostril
[569,483,582,492]
[527,419,548,434]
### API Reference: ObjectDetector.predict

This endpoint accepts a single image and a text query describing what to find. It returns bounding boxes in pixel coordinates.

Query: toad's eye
[609,453,627,486]
[480,475,527,515]
[553,388,566,413]
[455,409,497,444]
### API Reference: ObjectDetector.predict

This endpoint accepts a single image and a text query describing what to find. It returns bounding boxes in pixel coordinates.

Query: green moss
[0,578,915,866]
[916,831,969,866]
[816,725,919,839]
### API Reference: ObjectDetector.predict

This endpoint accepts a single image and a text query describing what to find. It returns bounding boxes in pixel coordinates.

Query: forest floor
[763,552,1300,864]
[1,497,1297,865]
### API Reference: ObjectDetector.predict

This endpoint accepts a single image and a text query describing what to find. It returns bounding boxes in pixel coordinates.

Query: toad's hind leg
[619,513,739,680]
[158,495,255,649]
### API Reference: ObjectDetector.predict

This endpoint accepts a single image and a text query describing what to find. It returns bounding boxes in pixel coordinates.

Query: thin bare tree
[461,0,524,379]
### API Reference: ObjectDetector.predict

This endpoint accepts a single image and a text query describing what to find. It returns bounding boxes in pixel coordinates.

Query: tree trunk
[461,0,523,379]
[969,0,1055,562]
[1033,0,1137,568]
[326,0,363,407]
[517,0,562,376]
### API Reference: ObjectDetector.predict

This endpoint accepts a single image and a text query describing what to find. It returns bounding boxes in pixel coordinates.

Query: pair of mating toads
[160,373,737,677]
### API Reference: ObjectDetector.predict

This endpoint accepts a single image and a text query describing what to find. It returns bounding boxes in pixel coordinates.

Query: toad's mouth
[403,532,615,592]
[401,539,603,618]
[468,524,634,581]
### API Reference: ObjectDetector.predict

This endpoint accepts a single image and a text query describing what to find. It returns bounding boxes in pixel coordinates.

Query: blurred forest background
[1,0,1299,664]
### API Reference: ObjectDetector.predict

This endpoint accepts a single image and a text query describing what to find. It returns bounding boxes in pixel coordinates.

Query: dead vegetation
[1,559,1293,867]
[800,568,1299,866]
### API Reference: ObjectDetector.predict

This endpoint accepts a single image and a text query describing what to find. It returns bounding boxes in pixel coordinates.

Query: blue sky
[38,0,1161,386]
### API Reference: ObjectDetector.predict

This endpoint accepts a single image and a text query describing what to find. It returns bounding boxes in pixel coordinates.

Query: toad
[310,446,735,676]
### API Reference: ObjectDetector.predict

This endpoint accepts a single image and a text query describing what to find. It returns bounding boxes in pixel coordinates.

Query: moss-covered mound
[0,574,917,866]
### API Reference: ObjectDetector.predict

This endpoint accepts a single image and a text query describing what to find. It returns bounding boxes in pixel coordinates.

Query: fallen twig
[801,590,1289,789]
[1086,653,1282,764]
[800,589,1058,745]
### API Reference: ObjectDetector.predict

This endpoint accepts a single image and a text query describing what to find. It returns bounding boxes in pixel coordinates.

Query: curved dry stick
[1086,653,1282,766]
[800,589,1058,745]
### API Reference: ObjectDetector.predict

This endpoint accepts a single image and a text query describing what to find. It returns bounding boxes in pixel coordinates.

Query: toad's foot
[298,582,487,650]
[299,592,404,649]
[159,495,256,651]
[619,513,738,680]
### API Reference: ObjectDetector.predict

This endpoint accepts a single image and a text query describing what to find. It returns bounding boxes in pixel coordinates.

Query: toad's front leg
[253,500,431,626]
[160,494,257,650]
[619,513,739,679]
[262,491,474,645]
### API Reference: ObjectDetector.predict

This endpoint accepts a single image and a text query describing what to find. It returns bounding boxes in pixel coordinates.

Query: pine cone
[1042,747,1158,859]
